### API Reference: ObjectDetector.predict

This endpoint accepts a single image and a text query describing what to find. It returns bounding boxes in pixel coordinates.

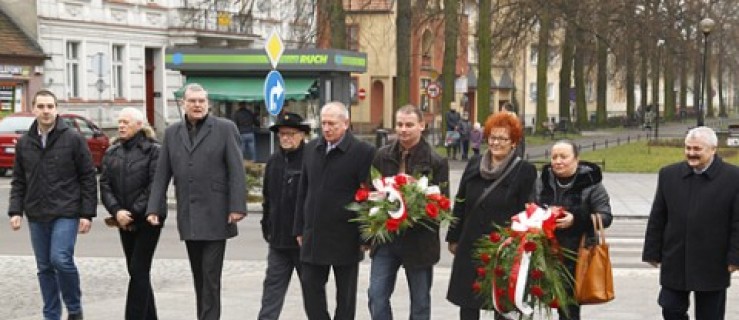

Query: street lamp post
[698,17,715,127]
[655,39,664,139]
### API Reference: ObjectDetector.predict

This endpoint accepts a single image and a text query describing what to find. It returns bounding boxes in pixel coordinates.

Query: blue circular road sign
[264,70,286,116]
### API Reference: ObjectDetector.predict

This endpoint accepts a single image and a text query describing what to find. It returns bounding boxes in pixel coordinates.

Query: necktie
[399,150,409,174]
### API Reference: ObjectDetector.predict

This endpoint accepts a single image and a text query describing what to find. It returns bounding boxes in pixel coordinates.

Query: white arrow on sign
[270,81,284,113]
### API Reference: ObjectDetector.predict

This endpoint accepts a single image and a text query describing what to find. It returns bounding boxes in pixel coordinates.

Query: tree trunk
[718,36,727,117]
[640,44,649,118]
[626,38,636,123]
[536,10,551,132]
[329,0,346,49]
[395,0,412,109]
[574,28,587,130]
[559,21,574,122]
[477,0,492,124]
[441,0,458,133]
[596,36,608,126]
[706,38,714,118]
[664,49,675,120]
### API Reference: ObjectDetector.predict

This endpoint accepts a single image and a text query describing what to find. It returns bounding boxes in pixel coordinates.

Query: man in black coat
[8,89,97,320]
[293,102,375,320]
[643,126,739,320]
[146,83,247,320]
[258,113,310,319]
[368,105,449,320]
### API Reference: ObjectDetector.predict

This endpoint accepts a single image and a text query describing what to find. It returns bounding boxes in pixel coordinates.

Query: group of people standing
[445,108,483,161]
[6,85,739,320]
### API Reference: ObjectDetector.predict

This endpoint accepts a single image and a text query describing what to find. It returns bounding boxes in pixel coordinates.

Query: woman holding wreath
[538,140,613,320]
[445,112,537,320]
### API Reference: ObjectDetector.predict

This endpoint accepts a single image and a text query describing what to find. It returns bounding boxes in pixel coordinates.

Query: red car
[0,112,110,176]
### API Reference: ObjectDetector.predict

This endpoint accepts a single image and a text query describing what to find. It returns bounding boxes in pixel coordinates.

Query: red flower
[425,203,439,219]
[494,266,505,277]
[438,196,451,210]
[489,232,502,243]
[476,267,486,277]
[386,218,401,232]
[523,240,537,252]
[530,269,543,280]
[427,194,442,202]
[530,285,544,297]
[495,288,506,298]
[394,175,408,186]
[549,299,560,309]
[480,253,491,264]
[354,187,370,202]
[472,281,482,293]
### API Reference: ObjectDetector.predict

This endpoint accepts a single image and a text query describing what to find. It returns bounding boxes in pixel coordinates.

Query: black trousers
[659,286,727,320]
[185,240,226,320]
[300,262,359,320]
[120,223,161,320]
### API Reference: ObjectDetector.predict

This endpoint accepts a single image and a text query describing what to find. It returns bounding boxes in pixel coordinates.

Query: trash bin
[375,129,389,147]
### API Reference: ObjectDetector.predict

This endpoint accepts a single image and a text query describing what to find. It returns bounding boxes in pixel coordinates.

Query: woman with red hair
[445,112,538,320]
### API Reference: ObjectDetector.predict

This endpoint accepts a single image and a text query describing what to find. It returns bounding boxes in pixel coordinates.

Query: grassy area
[579,141,739,173]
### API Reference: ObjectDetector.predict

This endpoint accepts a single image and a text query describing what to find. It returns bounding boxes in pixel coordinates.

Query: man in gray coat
[643,126,739,320]
[146,83,247,320]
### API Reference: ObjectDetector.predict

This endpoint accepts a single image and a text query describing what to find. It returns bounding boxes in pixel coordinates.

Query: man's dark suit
[294,131,375,320]
[147,115,246,320]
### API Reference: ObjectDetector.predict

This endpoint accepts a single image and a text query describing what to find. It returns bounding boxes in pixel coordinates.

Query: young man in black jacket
[258,113,310,319]
[368,104,449,320]
[8,89,97,320]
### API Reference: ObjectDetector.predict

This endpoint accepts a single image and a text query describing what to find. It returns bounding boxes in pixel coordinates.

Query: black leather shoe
[68,313,83,320]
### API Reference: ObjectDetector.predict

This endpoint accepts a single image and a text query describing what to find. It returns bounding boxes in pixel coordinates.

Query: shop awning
[174,77,317,102]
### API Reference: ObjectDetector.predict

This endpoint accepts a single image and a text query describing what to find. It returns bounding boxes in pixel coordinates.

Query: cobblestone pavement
[4,255,739,319]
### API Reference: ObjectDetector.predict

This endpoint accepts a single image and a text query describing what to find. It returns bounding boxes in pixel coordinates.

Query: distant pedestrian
[643,126,739,320]
[100,107,164,320]
[258,113,310,320]
[8,89,97,320]
[445,107,461,160]
[293,102,375,320]
[147,83,247,320]
[232,102,260,161]
[470,122,482,157]
[458,112,472,160]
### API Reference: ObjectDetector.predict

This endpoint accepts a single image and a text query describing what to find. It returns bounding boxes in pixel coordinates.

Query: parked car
[0,112,110,176]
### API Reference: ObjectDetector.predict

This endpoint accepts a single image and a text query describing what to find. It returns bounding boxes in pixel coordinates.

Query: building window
[530,45,538,65]
[112,45,125,99]
[547,82,554,101]
[346,24,359,51]
[66,41,80,98]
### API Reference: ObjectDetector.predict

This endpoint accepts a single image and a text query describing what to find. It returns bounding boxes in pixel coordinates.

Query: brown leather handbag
[574,213,615,304]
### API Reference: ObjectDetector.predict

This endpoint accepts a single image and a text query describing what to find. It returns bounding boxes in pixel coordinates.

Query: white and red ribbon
[491,203,562,316]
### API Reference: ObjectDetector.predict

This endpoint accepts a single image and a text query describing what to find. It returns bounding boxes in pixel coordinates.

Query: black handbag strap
[471,156,521,211]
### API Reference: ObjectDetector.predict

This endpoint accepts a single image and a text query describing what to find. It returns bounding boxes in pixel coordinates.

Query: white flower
[369,207,380,216]
[368,191,386,201]
[425,185,441,195]
[417,176,429,190]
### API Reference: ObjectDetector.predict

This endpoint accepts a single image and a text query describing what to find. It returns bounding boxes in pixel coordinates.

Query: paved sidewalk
[6,257,739,320]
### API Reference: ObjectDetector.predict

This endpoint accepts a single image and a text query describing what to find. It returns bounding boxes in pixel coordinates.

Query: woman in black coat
[538,140,613,320]
[446,112,537,320]
[100,108,164,320]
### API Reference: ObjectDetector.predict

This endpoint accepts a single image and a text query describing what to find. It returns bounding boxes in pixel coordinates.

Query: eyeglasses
[488,136,511,143]
[278,131,301,138]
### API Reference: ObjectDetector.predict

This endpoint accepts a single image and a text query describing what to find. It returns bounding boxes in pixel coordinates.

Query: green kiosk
[165,48,367,162]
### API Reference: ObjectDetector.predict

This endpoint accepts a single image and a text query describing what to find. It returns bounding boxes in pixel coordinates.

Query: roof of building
[0,9,45,59]
[496,69,514,89]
